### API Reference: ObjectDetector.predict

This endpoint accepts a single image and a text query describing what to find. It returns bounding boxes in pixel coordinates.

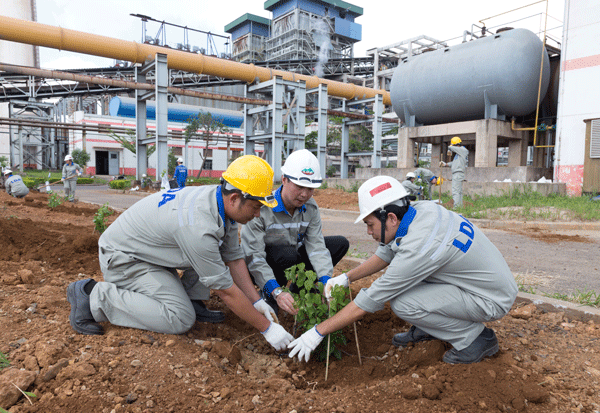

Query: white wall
[555,0,600,195]
[0,0,37,66]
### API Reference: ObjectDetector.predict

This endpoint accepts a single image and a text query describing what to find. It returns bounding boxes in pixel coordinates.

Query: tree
[108,130,156,158]
[186,111,230,178]
[348,124,373,153]
[72,148,91,167]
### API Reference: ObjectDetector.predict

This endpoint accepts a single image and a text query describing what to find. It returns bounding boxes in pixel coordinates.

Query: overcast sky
[32,0,565,70]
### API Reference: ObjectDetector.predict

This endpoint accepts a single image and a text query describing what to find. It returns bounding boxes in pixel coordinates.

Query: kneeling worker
[241,149,349,316]
[4,169,29,198]
[288,176,517,364]
[67,155,293,352]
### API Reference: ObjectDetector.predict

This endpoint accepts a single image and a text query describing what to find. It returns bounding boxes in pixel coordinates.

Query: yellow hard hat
[222,155,277,208]
[436,177,444,186]
[450,136,462,146]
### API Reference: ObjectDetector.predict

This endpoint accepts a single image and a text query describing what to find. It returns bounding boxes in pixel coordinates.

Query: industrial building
[0,0,599,196]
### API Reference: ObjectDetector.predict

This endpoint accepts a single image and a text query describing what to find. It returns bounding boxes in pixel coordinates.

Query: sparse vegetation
[0,351,9,370]
[48,192,64,208]
[93,203,114,234]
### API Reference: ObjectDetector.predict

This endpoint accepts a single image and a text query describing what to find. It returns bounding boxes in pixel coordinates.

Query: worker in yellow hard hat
[440,136,469,208]
[66,155,294,353]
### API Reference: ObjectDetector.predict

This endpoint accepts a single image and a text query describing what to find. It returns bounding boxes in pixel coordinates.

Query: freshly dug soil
[1,190,600,413]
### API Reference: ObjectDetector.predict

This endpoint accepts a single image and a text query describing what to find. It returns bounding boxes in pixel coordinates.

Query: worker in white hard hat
[241,149,349,316]
[413,167,440,200]
[66,155,294,353]
[62,154,83,202]
[173,157,188,188]
[440,136,469,208]
[401,171,422,198]
[288,175,517,365]
[140,173,151,190]
[4,169,29,198]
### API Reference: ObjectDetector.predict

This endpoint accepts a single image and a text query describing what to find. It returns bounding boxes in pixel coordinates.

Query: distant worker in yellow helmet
[440,137,469,208]
[66,155,294,353]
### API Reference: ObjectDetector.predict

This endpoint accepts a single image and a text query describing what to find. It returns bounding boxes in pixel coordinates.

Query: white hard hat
[406,172,416,179]
[142,174,147,178]
[355,176,409,224]
[64,154,73,161]
[281,149,322,189]
[3,169,12,175]
[177,158,183,163]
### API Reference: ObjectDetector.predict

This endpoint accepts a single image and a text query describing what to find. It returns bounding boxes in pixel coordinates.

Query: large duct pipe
[0,15,391,106]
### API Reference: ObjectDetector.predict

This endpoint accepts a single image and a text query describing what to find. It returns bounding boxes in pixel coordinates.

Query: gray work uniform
[353,201,517,351]
[62,163,83,200]
[241,187,333,294]
[401,179,421,198]
[447,146,469,207]
[5,175,29,198]
[414,168,435,200]
[91,185,243,334]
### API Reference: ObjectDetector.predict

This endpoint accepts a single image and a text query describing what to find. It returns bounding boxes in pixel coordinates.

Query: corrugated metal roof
[225,13,271,33]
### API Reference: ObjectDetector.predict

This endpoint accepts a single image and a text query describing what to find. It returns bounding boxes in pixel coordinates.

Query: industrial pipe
[0,15,391,106]
[0,63,397,123]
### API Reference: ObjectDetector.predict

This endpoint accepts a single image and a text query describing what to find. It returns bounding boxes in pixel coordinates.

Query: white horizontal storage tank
[390,28,550,125]
[0,0,38,67]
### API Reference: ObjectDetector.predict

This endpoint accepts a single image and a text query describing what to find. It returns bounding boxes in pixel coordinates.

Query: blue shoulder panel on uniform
[216,186,235,225]
[395,206,417,238]
[272,186,286,213]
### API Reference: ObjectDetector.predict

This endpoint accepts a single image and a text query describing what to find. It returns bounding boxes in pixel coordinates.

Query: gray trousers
[63,179,77,200]
[451,172,464,207]
[91,252,210,334]
[390,282,507,350]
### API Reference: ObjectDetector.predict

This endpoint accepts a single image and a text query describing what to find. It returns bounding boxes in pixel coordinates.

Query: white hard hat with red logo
[64,154,73,162]
[355,176,409,224]
[281,149,322,189]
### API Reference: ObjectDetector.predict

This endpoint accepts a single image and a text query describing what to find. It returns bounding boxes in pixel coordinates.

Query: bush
[187,177,221,186]
[109,179,132,190]
[22,177,46,188]
[48,192,64,208]
[285,263,350,361]
[76,178,94,185]
[72,149,91,167]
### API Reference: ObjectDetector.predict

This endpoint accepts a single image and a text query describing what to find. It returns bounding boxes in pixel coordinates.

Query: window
[204,159,213,170]
[172,147,182,156]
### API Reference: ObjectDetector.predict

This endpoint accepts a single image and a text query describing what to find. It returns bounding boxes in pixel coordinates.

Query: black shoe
[442,327,499,364]
[67,279,104,335]
[392,325,436,347]
[191,300,225,323]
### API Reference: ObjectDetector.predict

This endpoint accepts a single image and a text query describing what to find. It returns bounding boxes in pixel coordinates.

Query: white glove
[78,172,82,176]
[288,326,324,362]
[324,273,349,300]
[439,161,446,167]
[253,298,279,324]
[262,323,293,352]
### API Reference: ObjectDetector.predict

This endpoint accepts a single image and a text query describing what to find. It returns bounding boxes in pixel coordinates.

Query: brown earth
[1,190,600,413]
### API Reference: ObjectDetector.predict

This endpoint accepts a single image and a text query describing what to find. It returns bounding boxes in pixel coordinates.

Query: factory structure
[0,0,599,196]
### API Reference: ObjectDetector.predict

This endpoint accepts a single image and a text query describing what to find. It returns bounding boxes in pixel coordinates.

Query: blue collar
[272,186,306,215]
[395,206,417,239]
[216,186,235,225]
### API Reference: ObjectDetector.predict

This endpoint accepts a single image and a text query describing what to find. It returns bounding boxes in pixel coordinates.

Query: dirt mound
[1,189,600,412]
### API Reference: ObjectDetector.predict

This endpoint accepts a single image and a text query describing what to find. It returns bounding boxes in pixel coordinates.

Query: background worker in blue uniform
[174,157,188,188]
[440,136,469,208]
[241,149,349,316]
[66,155,293,352]
[288,175,517,364]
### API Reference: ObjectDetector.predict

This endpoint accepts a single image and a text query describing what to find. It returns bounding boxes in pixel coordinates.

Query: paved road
[76,185,600,297]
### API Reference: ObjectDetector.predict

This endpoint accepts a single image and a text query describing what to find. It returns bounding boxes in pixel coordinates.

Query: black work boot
[191,300,225,323]
[392,325,436,347]
[66,279,104,335]
[442,327,499,364]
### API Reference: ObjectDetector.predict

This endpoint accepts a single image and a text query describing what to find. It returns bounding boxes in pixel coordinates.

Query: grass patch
[0,351,9,370]
[453,189,600,222]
